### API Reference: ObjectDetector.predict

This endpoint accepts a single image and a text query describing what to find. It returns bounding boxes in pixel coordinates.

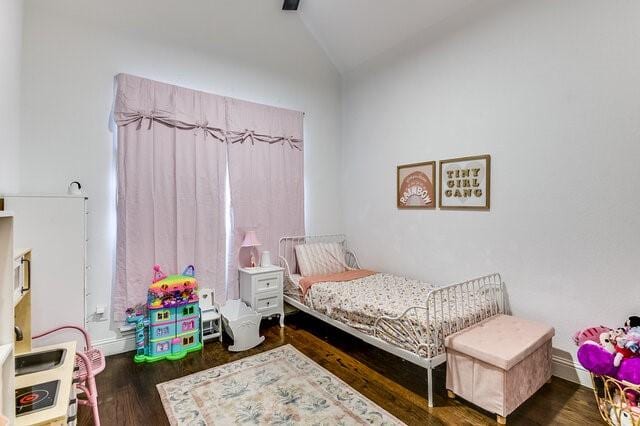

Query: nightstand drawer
[254,273,280,293]
[238,266,285,327]
[255,293,280,313]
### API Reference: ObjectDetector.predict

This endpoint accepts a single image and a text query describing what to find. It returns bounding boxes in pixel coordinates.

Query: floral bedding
[284,272,494,357]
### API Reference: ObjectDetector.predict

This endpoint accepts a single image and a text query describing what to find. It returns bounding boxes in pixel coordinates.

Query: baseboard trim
[552,353,592,388]
[93,334,136,357]
[94,330,593,390]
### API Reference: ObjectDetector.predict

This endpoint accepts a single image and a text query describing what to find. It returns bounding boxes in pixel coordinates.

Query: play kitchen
[14,342,77,426]
[0,211,82,426]
[13,249,78,426]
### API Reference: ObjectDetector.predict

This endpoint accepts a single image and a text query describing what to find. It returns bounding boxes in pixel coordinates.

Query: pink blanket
[299,269,376,297]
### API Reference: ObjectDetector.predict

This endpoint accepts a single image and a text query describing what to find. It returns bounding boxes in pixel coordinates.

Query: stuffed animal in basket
[573,325,611,346]
[576,323,640,386]
[612,328,637,368]
[609,406,637,426]
[627,316,640,329]
[625,316,640,354]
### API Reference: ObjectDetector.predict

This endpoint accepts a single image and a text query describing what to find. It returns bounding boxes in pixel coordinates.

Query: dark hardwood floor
[79,312,602,425]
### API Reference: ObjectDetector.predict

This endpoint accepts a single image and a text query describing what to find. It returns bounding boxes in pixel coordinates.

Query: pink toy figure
[153,264,167,283]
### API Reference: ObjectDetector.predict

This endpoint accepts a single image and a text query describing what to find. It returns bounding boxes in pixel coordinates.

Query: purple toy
[619,358,640,385]
[578,342,640,385]
[577,343,619,377]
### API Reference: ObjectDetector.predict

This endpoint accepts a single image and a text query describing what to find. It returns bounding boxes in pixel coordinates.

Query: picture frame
[439,154,491,210]
[397,161,436,209]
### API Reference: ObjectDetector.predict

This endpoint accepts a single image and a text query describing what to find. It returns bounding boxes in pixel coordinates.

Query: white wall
[342,0,640,381]
[20,0,640,375]
[20,0,342,348]
[0,0,23,193]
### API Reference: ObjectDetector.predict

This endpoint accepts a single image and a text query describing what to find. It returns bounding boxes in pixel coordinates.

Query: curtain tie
[195,120,209,136]
[138,110,153,130]
[285,136,302,151]
[136,109,169,130]
[117,109,301,149]
[243,130,255,145]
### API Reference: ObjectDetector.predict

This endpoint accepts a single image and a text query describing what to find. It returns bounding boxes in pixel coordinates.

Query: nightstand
[238,266,285,327]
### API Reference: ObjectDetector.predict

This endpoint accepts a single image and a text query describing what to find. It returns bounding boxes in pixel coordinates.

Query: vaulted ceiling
[298,0,477,73]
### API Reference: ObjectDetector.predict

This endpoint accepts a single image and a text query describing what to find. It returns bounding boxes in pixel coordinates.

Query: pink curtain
[113,74,304,315]
[227,97,304,298]
[113,74,227,319]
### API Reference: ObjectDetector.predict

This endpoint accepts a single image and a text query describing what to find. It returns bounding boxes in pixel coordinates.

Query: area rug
[157,344,404,425]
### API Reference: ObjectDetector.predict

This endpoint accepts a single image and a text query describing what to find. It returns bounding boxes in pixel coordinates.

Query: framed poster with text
[439,155,491,210]
[397,161,436,209]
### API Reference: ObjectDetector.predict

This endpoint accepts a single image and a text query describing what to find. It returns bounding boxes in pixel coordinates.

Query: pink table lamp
[241,230,262,267]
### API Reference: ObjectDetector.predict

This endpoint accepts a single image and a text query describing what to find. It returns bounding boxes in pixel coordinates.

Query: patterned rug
[157,344,404,425]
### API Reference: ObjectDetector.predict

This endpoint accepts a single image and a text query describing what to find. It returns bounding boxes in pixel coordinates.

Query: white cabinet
[2,195,87,348]
[238,266,285,327]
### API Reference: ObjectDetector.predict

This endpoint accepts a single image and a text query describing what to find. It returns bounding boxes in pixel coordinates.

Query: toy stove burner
[19,389,49,405]
[15,380,59,417]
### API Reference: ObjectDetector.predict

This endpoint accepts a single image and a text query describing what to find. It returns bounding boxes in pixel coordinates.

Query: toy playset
[125,265,202,363]
[574,316,640,425]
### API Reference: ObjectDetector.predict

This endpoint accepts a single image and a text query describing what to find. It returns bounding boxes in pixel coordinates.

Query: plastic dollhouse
[126,265,202,363]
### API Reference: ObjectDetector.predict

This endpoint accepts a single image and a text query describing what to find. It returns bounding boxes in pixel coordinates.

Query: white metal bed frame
[279,234,505,407]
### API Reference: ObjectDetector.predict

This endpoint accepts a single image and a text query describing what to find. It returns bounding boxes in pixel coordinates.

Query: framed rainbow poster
[397,161,436,209]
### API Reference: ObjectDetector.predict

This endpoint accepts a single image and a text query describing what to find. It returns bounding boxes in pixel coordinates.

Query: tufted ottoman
[445,314,554,424]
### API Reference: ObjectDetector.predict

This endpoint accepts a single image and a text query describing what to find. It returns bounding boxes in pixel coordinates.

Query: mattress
[284,272,493,357]
[305,272,437,333]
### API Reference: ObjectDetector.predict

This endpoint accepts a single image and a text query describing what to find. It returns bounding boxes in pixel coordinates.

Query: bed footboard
[374,273,504,359]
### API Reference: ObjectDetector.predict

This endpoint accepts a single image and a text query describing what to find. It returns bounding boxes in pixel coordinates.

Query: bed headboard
[278,234,354,278]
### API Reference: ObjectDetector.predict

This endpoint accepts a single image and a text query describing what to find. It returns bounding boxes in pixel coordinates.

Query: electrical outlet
[94,304,108,322]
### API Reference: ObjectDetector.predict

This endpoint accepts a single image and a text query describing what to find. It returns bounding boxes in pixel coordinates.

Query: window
[157,312,162,321]
[163,312,169,319]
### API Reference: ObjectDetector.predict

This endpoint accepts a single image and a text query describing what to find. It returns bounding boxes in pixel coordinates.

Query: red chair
[33,325,104,426]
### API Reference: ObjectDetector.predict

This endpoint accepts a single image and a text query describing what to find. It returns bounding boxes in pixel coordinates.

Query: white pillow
[294,242,347,277]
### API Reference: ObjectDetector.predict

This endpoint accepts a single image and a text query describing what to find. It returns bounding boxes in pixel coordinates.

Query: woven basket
[592,373,640,425]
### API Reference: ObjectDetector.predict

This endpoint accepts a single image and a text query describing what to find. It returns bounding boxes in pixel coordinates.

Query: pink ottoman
[445,314,554,424]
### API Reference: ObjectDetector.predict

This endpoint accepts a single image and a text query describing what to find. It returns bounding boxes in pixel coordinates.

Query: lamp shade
[241,230,262,247]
